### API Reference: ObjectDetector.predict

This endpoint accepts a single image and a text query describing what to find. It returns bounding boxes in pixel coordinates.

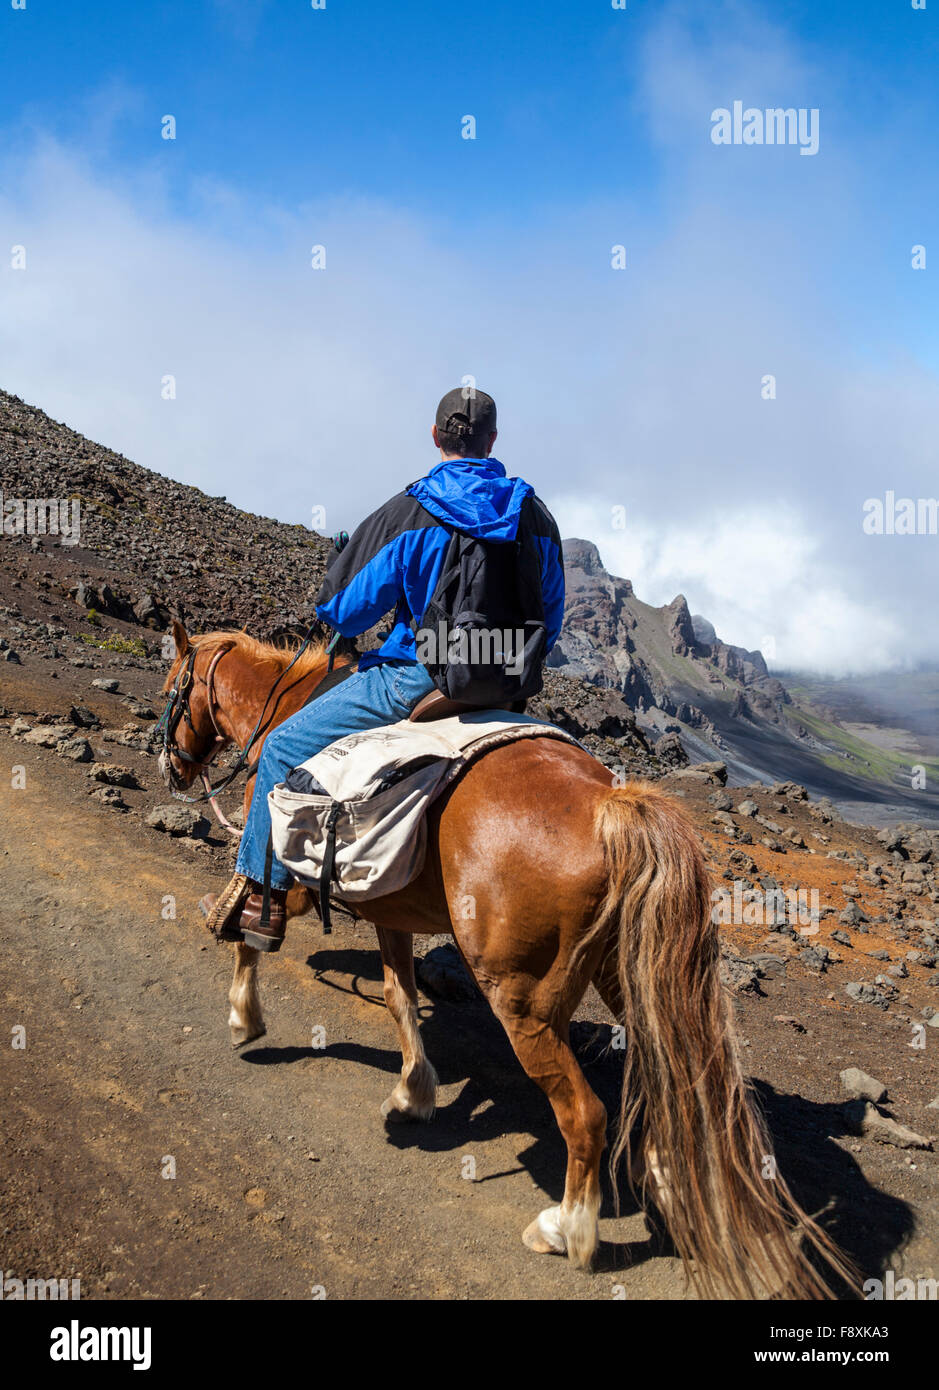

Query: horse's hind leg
[229,943,266,1047]
[501,1006,605,1267]
[460,948,607,1269]
[376,927,438,1123]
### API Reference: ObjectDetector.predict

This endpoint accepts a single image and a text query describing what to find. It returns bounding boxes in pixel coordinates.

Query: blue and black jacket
[315,457,565,671]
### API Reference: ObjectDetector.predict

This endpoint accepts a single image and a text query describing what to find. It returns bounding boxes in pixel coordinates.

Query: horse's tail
[593,781,856,1300]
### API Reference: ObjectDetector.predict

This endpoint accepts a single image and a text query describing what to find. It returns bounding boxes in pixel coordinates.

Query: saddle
[268,709,580,933]
[311,666,524,725]
[408,690,527,722]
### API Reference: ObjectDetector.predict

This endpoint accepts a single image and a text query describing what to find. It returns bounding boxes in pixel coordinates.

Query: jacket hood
[407,457,532,541]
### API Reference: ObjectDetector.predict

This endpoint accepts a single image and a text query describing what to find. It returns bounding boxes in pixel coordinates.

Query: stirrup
[203,873,250,942]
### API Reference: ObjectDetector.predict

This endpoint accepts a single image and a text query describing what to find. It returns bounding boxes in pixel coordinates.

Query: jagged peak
[561,537,603,570]
[561,538,633,593]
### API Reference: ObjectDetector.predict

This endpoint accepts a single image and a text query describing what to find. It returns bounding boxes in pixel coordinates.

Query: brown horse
[160,621,854,1298]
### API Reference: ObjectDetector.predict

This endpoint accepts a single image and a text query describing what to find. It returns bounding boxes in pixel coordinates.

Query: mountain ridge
[555,537,939,820]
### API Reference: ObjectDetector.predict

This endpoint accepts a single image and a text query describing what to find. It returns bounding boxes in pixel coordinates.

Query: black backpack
[414,495,547,706]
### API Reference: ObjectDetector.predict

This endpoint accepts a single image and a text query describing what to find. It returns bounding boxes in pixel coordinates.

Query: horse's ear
[171,619,190,658]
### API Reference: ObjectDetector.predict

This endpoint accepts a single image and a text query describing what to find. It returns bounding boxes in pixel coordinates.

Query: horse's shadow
[242,943,913,1288]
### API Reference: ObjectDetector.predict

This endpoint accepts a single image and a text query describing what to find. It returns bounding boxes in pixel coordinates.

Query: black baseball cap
[435,386,497,440]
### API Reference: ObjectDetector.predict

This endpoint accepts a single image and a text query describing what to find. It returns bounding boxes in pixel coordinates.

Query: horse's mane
[163,629,333,690]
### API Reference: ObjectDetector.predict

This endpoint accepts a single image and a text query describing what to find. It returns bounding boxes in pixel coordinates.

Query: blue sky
[1,0,937,673]
[4,1,935,237]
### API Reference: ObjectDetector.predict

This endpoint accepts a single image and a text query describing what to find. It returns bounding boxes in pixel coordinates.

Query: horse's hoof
[380,1088,436,1124]
[380,1095,421,1124]
[522,1208,566,1256]
[380,1067,437,1124]
[231,1025,266,1049]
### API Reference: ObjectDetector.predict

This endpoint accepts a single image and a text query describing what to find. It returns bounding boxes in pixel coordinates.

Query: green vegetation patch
[785,703,939,786]
[79,631,148,657]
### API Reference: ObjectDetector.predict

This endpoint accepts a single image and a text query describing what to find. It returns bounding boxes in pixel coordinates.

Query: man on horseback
[187,395,855,1298]
[203,387,565,950]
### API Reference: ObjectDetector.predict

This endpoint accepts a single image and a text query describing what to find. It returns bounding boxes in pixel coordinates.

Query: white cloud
[551,495,907,677]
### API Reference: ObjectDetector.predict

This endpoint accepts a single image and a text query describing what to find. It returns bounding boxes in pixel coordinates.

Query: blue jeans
[235,660,435,890]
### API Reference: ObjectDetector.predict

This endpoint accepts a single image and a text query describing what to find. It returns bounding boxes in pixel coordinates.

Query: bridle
[162,645,232,758]
[155,625,341,839]
[155,642,245,835]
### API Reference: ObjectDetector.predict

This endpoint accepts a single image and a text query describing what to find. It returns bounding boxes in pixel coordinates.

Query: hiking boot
[200,873,288,952]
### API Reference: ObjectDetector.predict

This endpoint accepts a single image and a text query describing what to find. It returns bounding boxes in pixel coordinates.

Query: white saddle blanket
[268,710,581,902]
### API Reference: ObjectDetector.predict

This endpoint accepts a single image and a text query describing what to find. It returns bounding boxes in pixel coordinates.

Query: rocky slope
[0,389,662,778]
[0,388,333,639]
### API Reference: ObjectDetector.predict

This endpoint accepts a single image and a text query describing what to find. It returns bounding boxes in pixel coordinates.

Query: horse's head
[157,621,345,795]
[157,620,234,791]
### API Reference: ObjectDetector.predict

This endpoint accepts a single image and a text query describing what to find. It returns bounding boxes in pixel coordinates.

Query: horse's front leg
[228,942,266,1047]
[376,927,438,1123]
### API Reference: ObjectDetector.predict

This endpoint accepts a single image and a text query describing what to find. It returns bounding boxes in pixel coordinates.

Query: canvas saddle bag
[268,711,581,929]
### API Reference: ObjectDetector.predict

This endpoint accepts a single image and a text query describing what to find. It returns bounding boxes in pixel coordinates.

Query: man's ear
[487,428,498,456]
[431,424,441,449]
[171,619,190,658]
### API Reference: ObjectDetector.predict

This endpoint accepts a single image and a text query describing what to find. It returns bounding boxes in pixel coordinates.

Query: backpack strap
[318,803,342,935]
